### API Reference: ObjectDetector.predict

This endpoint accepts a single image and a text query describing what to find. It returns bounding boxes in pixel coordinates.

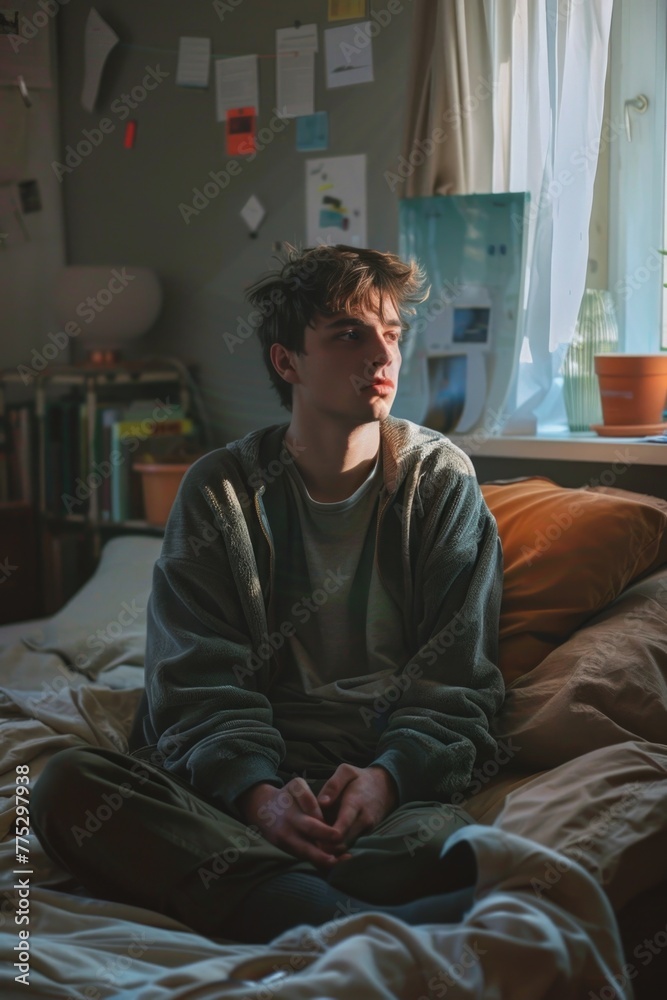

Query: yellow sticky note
[328,0,368,22]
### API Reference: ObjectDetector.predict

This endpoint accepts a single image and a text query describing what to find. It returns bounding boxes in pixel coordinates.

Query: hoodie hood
[223,415,470,498]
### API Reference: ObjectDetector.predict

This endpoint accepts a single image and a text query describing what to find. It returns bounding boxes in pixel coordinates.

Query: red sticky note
[226,107,256,156]
[124,120,138,149]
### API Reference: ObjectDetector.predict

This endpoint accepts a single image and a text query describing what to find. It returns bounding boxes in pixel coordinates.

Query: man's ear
[270,342,299,385]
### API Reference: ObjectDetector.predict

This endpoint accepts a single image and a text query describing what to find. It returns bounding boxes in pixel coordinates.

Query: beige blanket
[1,563,666,997]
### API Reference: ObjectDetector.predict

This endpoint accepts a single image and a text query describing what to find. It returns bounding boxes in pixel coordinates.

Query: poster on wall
[306,154,366,247]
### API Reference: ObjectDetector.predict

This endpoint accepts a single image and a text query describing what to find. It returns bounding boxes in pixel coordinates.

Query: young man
[33,244,504,943]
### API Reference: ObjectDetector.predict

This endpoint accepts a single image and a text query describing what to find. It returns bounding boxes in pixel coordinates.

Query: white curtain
[401,0,614,433]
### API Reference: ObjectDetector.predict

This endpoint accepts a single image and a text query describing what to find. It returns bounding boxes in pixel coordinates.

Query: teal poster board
[394,192,529,434]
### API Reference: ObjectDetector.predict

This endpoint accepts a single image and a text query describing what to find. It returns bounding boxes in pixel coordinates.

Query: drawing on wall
[306,154,366,247]
[324,23,374,88]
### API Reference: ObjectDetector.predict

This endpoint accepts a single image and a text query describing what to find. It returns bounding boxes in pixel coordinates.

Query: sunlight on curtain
[400,0,613,434]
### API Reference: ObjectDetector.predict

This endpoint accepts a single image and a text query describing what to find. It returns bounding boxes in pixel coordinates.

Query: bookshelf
[0,359,201,612]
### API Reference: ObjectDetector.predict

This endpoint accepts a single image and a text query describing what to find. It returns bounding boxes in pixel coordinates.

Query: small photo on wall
[0,10,19,34]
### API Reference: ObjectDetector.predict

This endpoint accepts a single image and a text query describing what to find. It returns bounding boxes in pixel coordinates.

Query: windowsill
[448,430,667,465]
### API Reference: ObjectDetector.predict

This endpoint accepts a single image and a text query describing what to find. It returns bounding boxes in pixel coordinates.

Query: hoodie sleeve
[141,458,286,818]
[371,455,505,805]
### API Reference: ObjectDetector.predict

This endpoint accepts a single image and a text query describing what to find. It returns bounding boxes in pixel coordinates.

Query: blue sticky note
[296,112,329,152]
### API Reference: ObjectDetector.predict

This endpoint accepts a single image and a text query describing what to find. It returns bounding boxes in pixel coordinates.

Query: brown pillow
[481,477,667,683]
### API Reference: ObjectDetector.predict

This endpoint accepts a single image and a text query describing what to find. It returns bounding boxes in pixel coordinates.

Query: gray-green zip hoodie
[131,415,504,819]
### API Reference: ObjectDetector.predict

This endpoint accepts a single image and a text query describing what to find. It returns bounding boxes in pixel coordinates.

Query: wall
[55,0,415,444]
[0,21,66,377]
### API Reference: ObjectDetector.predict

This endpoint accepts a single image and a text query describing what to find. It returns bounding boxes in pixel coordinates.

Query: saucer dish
[590,421,667,437]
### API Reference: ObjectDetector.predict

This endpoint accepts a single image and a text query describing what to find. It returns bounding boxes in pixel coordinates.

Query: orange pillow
[481,477,667,684]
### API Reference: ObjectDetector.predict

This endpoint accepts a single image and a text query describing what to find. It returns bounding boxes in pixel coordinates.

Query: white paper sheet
[306,154,366,247]
[325,22,374,88]
[81,8,119,112]
[176,37,211,88]
[214,54,258,122]
[276,24,317,118]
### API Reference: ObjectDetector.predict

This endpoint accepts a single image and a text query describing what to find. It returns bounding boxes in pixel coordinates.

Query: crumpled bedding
[1,565,666,997]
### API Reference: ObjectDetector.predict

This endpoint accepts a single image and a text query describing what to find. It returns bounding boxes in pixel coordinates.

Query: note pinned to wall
[306,154,366,247]
[215,55,258,123]
[176,37,212,88]
[328,0,368,20]
[324,22,374,88]
[81,8,119,112]
[296,112,329,152]
[276,24,317,118]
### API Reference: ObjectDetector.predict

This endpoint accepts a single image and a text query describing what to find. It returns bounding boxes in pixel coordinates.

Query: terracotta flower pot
[133,462,192,526]
[594,353,667,426]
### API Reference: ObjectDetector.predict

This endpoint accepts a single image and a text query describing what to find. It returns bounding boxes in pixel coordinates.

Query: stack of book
[0,402,35,504]
[45,397,196,522]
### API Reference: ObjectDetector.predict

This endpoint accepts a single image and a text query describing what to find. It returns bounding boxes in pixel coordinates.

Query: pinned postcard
[226,107,256,157]
[325,22,374,88]
[215,54,258,123]
[81,8,119,112]
[176,37,211,88]
[297,112,329,152]
[306,154,366,247]
[328,0,368,20]
[276,24,317,118]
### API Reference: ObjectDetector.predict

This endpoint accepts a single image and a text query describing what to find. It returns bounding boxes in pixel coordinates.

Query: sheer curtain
[400,0,613,433]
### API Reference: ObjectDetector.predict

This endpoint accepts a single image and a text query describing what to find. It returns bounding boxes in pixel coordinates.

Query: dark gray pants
[32,746,475,939]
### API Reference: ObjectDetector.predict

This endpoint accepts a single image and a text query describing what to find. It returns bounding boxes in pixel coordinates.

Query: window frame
[607,0,667,353]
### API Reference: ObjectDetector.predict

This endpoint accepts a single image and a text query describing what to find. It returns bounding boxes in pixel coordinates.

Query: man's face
[287,295,403,426]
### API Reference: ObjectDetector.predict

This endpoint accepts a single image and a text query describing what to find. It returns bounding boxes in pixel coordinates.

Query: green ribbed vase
[562,289,619,431]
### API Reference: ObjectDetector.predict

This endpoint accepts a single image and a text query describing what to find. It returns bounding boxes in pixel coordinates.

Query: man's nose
[369,331,394,367]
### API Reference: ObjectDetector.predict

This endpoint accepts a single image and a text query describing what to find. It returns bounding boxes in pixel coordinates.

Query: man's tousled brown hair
[245,243,428,411]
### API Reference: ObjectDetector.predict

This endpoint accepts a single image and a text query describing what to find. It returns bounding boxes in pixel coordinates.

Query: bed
[1,475,666,999]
